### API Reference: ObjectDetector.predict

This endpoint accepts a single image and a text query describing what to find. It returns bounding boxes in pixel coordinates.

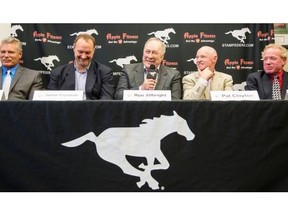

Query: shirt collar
[74,62,90,73]
[144,65,160,71]
[268,70,283,79]
[2,64,19,76]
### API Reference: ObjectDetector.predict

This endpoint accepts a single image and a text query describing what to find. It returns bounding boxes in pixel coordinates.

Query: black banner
[11,23,274,89]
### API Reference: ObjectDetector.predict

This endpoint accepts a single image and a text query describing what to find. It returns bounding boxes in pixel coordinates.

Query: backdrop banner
[11,23,274,88]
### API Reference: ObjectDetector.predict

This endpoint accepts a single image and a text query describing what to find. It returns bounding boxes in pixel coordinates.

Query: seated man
[115,37,182,100]
[182,46,233,100]
[0,37,44,100]
[48,34,115,100]
[245,43,288,100]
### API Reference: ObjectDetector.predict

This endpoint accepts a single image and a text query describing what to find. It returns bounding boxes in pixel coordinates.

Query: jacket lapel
[134,63,145,85]
[86,63,97,92]
[10,66,24,90]
[62,64,76,90]
[155,66,167,90]
[0,67,3,88]
[261,72,272,99]
[282,71,288,98]
[206,72,221,99]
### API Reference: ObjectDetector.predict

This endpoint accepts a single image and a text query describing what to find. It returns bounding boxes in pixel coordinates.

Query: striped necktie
[2,70,12,100]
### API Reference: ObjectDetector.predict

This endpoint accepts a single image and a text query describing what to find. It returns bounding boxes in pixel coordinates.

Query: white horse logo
[148,28,176,44]
[187,58,196,64]
[34,55,60,70]
[11,25,24,37]
[70,29,98,36]
[109,55,137,68]
[62,111,195,190]
[232,81,247,91]
[225,27,251,43]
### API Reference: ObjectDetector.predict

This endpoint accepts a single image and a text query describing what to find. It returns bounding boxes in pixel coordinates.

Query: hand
[198,67,214,81]
[140,79,157,90]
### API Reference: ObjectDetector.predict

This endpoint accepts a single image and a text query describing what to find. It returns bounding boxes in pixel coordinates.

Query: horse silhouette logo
[148,28,176,44]
[187,58,196,64]
[34,55,60,70]
[109,55,137,68]
[10,25,24,37]
[70,29,98,36]
[225,27,251,43]
[62,111,195,190]
[232,81,247,91]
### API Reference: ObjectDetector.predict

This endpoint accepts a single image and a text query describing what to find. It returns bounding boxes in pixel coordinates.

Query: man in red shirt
[245,43,288,100]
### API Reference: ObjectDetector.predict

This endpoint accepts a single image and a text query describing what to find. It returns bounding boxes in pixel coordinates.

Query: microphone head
[150,64,156,70]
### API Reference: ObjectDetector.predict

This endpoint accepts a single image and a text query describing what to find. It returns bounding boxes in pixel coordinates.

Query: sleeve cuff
[199,77,208,86]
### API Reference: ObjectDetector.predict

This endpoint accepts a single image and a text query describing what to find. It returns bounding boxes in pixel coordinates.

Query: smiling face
[262,47,285,75]
[195,46,217,71]
[0,41,22,68]
[73,35,95,71]
[142,38,165,69]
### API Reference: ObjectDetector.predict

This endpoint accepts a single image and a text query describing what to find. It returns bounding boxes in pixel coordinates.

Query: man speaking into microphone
[115,37,182,100]
[145,64,157,89]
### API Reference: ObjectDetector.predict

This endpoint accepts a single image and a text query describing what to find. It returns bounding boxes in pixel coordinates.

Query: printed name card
[0,90,4,100]
[123,90,171,101]
[33,90,84,101]
[285,90,288,100]
[210,91,260,101]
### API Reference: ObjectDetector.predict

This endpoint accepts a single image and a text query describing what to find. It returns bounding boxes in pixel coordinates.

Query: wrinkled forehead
[197,47,216,56]
[263,47,281,56]
[0,42,22,52]
[75,38,94,48]
[144,40,163,52]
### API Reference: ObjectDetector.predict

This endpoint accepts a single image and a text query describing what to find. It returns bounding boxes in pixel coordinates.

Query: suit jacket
[48,60,115,100]
[0,65,44,100]
[115,63,182,100]
[182,71,233,100]
[244,70,288,99]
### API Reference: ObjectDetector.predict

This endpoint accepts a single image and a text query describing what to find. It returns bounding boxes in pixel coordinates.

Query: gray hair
[144,37,166,54]
[1,36,23,52]
[262,43,287,61]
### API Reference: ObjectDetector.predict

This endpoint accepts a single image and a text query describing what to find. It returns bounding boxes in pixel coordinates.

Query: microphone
[146,64,157,80]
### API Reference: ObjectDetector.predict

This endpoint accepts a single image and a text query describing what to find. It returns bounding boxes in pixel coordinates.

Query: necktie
[2,70,12,100]
[272,75,282,100]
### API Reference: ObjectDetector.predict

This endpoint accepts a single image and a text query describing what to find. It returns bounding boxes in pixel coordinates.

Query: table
[1,100,288,191]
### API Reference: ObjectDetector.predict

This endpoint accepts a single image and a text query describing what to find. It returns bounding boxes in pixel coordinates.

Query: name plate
[285,90,288,100]
[210,91,260,101]
[0,90,4,100]
[123,90,171,101]
[33,90,84,101]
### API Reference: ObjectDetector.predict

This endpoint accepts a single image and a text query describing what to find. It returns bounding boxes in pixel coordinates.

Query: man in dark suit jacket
[245,44,288,99]
[48,34,115,100]
[0,37,44,100]
[115,37,181,100]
